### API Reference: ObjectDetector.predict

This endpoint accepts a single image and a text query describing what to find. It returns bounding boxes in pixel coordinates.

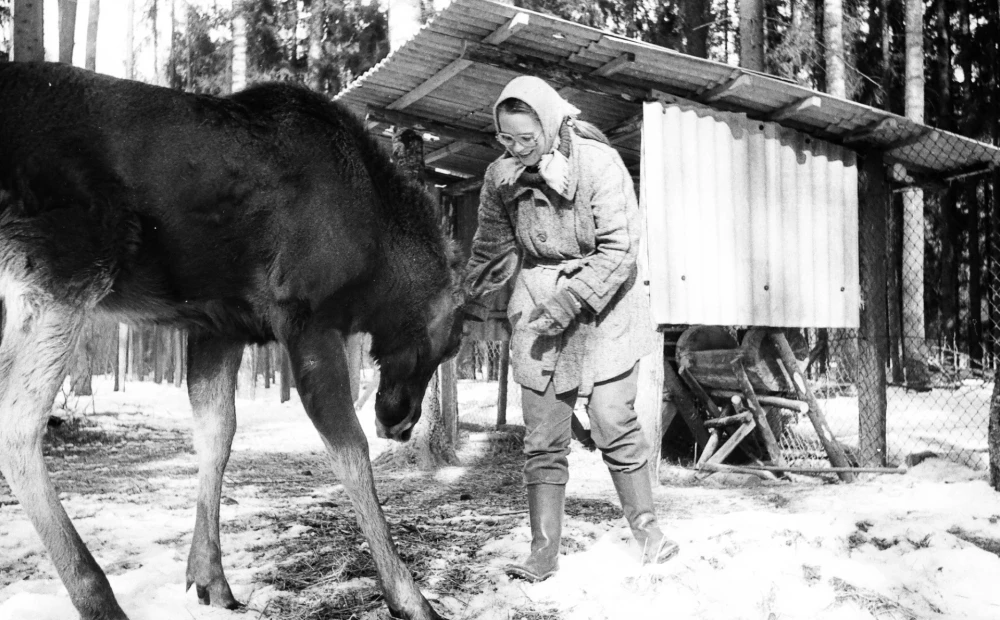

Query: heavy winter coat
[466,130,658,395]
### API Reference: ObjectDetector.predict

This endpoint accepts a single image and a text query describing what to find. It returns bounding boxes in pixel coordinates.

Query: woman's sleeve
[464,167,517,291]
[565,147,641,314]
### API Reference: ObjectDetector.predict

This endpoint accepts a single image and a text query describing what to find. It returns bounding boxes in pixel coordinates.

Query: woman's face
[497,111,544,167]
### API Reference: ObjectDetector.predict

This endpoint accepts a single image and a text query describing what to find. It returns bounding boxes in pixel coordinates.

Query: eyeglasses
[496,131,540,148]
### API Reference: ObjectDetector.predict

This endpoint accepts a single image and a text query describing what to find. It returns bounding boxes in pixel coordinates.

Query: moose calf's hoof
[187,578,241,610]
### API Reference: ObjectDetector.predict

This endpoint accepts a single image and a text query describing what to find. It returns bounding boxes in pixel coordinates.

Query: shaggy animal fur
[0,61,466,620]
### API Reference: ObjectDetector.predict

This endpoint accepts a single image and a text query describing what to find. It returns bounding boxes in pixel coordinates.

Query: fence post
[858,153,889,467]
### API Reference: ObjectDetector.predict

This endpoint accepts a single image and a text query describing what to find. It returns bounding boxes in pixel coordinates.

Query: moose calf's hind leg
[184,335,244,609]
[0,303,128,620]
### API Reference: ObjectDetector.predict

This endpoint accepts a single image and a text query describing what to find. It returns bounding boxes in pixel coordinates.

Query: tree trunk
[308,0,326,90]
[71,322,94,396]
[13,0,44,62]
[280,347,292,402]
[58,0,78,64]
[231,10,247,92]
[636,334,665,484]
[125,0,135,78]
[174,330,184,387]
[888,193,905,382]
[116,324,128,391]
[902,0,930,387]
[823,0,846,98]
[969,183,984,369]
[680,0,711,59]
[739,0,765,71]
[84,0,98,70]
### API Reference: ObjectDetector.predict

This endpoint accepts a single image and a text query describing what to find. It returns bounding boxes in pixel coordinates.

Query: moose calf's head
[373,249,519,442]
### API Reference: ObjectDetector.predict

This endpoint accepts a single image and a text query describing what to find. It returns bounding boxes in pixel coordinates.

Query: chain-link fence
[773,152,996,471]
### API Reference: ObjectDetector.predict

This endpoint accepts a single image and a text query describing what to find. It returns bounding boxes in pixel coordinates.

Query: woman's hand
[526,288,583,336]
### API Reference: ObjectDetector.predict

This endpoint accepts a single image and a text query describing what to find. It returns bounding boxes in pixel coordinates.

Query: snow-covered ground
[2,376,1000,620]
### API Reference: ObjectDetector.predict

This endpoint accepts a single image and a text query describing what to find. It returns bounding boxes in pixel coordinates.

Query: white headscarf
[492,76,581,199]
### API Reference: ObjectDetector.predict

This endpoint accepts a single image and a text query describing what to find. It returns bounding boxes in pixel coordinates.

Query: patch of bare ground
[252,429,602,619]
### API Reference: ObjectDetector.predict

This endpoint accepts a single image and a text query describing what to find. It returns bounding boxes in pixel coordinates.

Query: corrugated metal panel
[641,102,860,328]
[335,0,1000,182]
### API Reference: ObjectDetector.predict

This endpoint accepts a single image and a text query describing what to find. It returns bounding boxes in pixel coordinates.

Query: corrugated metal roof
[335,0,1000,184]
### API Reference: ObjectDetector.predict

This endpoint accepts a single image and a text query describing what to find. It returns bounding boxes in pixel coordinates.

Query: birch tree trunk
[902,0,930,388]
[739,0,764,71]
[58,0,77,63]
[13,0,44,62]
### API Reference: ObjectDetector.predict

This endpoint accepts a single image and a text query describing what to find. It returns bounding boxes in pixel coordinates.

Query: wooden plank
[482,12,530,45]
[367,106,496,148]
[592,52,635,77]
[766,96,821,122]
[426,141,472,164]
[387,51,473,111]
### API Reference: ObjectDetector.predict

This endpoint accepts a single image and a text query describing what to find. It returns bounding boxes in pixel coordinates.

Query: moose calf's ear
[467,249,520,299]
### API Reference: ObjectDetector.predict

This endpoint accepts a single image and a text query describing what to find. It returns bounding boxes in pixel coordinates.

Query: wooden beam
[699,73,754,103]
[592,52,635,77]
[443,176,484,196]
[766,95,821,122]
[425,140,471,164]
[387,43,472,111]
[843,118,899,143]
[366,106,496,148]
[463,41,648,102]
[883,127,934,152]
[482,12,530,45]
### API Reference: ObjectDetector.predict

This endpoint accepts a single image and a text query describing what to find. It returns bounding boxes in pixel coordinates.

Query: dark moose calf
[0,62,511,620]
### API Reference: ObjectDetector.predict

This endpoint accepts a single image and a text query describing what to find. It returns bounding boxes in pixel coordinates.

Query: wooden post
[858,153,890,467]
[636,331,665,482]
[731,359,786,472]
[771,332,856,482]
[496,337,510,426]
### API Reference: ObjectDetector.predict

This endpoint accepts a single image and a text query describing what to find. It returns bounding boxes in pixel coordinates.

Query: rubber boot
[610,467,680,564]
[505,483,565,582]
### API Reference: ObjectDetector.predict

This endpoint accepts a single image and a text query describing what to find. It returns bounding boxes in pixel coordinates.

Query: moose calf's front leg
[287,327,446,620]
[184,335,244,609]
[0,303,129,620]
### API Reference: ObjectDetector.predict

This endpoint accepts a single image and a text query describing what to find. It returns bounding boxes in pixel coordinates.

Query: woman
[465,76,679,582]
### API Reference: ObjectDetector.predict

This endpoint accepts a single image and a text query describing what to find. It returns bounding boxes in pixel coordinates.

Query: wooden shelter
[333,0,1000,477]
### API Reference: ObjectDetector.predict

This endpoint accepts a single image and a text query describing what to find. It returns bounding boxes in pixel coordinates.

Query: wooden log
[696,461,777,481]
[703,463,904,475]
[709,389,809,414]
[731,359,787,470]
[704,418,757,466]
[704,412,753,428]
[770,332,855,482]
[663,360,710,450]
[696,429,720,465]
[678,365,723,418]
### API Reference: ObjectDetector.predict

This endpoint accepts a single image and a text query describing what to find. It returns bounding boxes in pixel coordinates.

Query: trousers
[520,364,648,486]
